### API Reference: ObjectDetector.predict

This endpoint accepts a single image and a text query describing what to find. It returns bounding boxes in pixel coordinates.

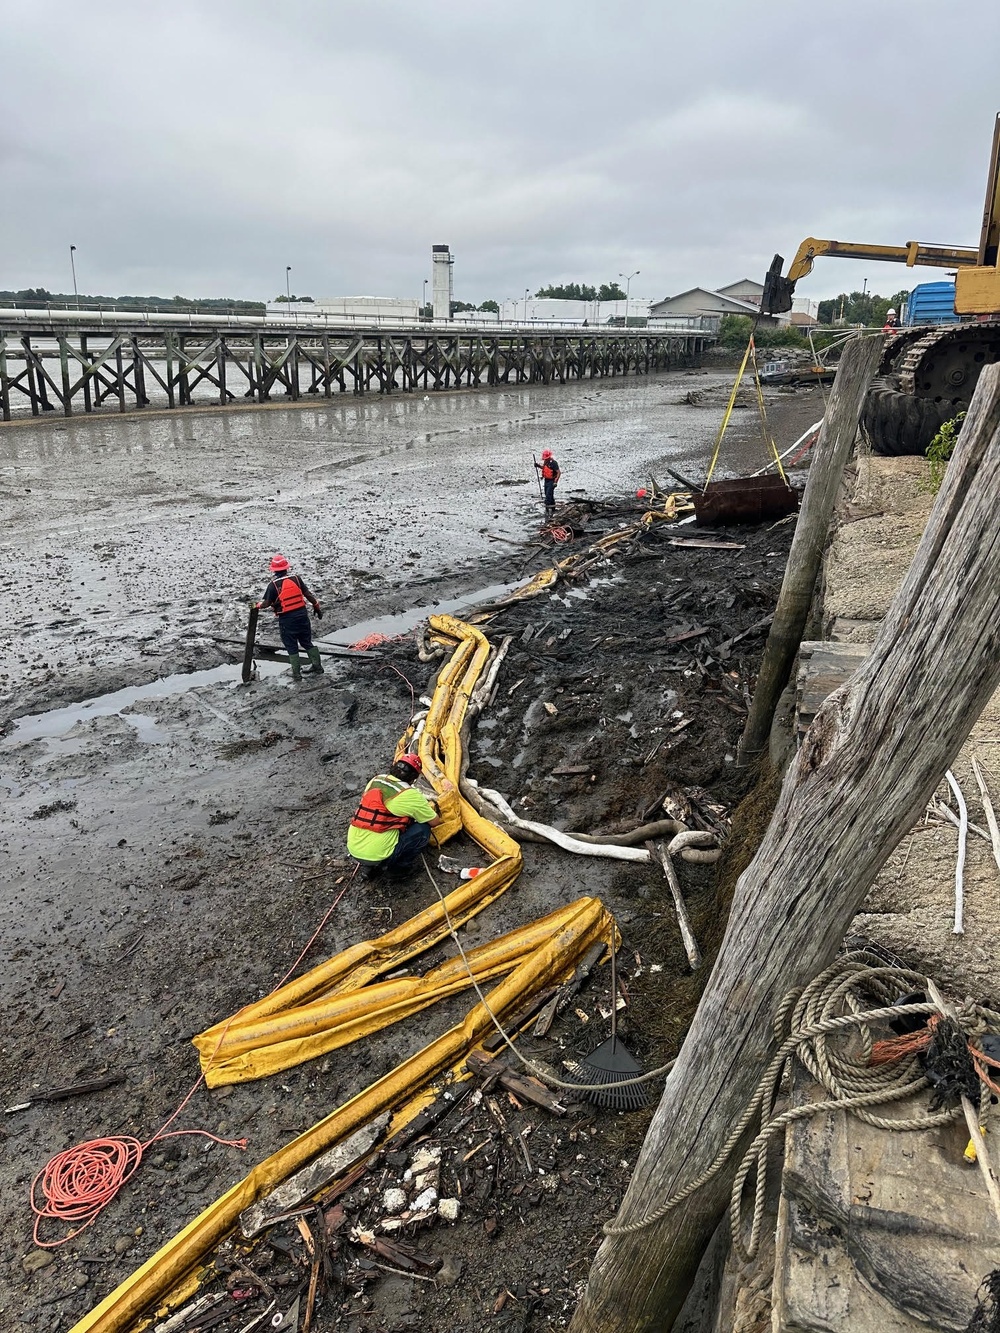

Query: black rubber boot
[305,646,325,675]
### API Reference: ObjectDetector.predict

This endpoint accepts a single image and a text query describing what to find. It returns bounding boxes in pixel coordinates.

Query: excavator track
[862,322,1000,456]
[897,321,1000,406]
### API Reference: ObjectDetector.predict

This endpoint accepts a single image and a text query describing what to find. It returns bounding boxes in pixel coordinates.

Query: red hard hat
[541,449,553,459]
[397,753,422,775]
[269,553,290,572]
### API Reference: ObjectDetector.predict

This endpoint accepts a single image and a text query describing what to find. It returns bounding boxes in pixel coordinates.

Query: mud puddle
[5,661,290,743]
[319,578,529,646]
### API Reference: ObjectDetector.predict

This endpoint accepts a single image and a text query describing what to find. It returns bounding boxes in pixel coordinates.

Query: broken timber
[0,318,714,421]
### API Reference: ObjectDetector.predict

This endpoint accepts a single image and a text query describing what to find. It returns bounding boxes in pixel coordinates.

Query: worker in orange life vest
[534,449,561,518]
[347,753,443,880]
[257,554,323,681]
[883,308,899,333]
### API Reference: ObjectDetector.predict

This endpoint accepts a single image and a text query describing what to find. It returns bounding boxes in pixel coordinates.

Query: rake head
[564,1036,649,1112]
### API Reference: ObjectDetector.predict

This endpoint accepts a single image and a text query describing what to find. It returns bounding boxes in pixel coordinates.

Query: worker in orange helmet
[534,449,561,519]
[257,554,323,682]
[347,753,444,880]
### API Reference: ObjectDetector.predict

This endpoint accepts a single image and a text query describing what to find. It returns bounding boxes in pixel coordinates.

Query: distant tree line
[273,294,314,303]
[535,281,627,302]
[817,289,911,326]
[1,287,266,313]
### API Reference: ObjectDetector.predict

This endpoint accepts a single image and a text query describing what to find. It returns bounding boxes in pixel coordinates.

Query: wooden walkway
[0,320,714,420]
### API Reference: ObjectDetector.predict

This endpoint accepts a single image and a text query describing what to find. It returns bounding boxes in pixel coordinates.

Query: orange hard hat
[397,753,422,775]
[269,553,290,572]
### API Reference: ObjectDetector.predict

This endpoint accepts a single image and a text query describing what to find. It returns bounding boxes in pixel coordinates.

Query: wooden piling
[0,319,712,421]
[738,335,883,765]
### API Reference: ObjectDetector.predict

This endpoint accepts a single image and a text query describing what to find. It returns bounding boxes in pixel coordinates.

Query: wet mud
[0,371,816,1331]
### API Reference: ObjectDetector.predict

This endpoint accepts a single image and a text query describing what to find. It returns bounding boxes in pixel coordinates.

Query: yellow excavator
[761,113,1000,453]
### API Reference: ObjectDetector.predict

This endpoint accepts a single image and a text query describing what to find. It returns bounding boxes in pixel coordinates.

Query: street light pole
[619,269,640,328]
[422,279,428,318]
[70,245,79,308]
[285,265,292,305]
[862,277,869,297]
[524,288,530,323]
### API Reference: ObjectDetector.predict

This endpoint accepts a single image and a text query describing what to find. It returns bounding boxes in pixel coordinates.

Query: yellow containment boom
[195,900,599,1085]
[69,615,618,1333]
[72,901,613,1333]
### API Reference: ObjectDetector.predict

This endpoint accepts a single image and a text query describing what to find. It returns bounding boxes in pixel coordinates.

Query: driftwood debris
[571,364,1000,1332]
[240,1113,390,1238]
[533,940,606,1037]
[645,841,702,970]
[4,1073,125,1114]
[466,1051,567,1115]
[738,335,883,764]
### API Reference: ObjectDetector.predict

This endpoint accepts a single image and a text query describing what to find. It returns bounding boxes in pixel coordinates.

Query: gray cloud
[3,0,999,305]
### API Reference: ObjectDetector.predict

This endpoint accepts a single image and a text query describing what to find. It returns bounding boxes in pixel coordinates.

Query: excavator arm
[761,238,979,315]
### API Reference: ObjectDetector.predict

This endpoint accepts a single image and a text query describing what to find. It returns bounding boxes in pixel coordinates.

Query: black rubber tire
[861,379,951,457]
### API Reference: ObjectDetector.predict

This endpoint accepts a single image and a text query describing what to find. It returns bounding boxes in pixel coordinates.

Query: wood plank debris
[466,1051,567,1116]
[4,1073,125,1114]
[795,641,870,738]
[240,1113,390,1238]
[668,538,745,550]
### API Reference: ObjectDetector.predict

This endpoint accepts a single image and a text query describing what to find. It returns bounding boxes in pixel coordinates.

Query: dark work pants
[385,821,433,872]
[277,607,313,655]
[543,479,556,508]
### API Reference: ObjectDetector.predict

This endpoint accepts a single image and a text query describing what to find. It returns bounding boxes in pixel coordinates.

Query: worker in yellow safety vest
[348,753,443,880]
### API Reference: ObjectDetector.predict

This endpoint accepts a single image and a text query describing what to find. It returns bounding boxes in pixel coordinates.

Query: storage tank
[903,281,959,326]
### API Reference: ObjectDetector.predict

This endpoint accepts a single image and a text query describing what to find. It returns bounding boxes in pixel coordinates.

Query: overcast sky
[4,0,1000,306]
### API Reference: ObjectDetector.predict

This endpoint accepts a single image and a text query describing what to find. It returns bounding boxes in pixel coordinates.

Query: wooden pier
[0,317,715,421]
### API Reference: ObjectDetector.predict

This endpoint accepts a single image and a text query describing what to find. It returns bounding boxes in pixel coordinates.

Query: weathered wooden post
[738,334,883,765]
[570,364,1000,1333]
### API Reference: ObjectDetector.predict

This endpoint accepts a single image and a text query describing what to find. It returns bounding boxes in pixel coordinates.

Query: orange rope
[867,1014,1000,1098]
[30,873,354,1246]
[868,1027,933,1064]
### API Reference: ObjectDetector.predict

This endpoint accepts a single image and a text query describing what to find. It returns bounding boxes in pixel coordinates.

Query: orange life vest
[274,576,307,614]
[542,460,558,480]
[350,776,412,833]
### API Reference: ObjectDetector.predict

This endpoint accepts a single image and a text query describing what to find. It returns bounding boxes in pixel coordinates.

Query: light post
[69,245,79,308]
[619,269,640,328]
[422,279,428,318]
[285,265,292,305]
[523,288,530,323]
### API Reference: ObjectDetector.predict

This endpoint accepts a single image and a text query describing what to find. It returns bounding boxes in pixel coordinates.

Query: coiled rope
[603,953,1000,1250]
[30,872,356,1246]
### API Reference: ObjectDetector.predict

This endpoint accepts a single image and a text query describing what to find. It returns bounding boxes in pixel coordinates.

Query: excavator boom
[762,238,979,315]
